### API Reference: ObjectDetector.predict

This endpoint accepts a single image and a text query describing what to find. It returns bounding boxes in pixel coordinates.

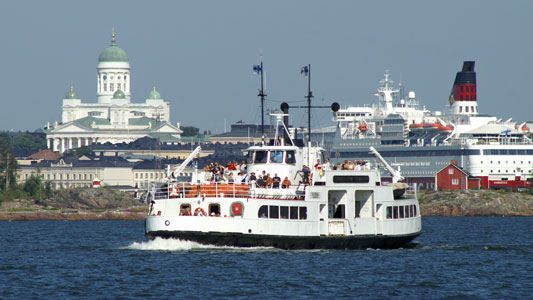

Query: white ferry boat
[145,115,422,249]
[330,61,533,190]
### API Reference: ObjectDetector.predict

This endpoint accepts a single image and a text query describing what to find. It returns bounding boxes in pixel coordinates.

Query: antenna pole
[259,61,266,142]
[306,64,313,143]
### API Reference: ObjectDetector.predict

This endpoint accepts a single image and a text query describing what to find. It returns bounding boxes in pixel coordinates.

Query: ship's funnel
[448,61,478,116]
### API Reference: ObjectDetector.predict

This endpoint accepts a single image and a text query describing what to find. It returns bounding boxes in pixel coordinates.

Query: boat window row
[249,150,296,164]
[337,112,372,117]
[483,149,533,155]
[385,204,417,219]
[336,149,482,158]
[258,205,307,220]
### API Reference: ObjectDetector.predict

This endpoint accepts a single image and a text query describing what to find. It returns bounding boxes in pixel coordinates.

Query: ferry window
[299,207,307,220]
[406,206,411,218]
[209,203,220,216]
[386,207,392,219]
[286,151,296,164]
[280,206,289,219]
[290,206,299,219]
[334,205,345,218]
[248,151,254,164]
[410,205,415,217]
[258,205,268,218]
[333,175,369,183]
[269,206,279,219]
[254,151,268,163]
[270,151,283,163]
[393,206,399,219]
[180,204,191,215]
[399,206,405,218]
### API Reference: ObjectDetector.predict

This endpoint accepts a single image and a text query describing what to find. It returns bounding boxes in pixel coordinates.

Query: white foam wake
[123,237,275,251]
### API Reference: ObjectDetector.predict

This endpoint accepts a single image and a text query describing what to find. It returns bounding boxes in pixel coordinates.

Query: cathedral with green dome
[45,30,182,153]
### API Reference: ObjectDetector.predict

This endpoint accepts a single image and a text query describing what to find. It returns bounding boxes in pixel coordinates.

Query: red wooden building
[435,162,481,190]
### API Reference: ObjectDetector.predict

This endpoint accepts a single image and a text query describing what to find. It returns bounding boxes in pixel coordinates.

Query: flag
[253,65,262,74]
[300,66,309,76]
[500,129,511,136]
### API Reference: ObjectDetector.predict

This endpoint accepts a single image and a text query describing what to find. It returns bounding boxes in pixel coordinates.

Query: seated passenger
[281,177,291,188]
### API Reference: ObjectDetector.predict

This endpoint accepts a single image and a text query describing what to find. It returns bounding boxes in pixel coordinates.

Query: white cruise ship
[330,62,533,190]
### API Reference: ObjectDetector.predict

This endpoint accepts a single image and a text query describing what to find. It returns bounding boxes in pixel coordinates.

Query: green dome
[149,85,162,99]
[113,88,126,99]
[98,41,129,62]
[65,84,79,99]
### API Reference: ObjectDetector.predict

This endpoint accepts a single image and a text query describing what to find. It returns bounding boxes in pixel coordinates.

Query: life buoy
[194,207,207,216]
[165,220,170,226]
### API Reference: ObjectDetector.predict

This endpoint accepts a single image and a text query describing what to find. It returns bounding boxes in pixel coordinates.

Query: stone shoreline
[0,208,147,221]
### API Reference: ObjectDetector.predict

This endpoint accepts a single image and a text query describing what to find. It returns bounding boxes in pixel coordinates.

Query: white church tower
[97,29,131,104]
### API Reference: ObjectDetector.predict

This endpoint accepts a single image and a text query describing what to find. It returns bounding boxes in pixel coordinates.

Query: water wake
[123,237,275,251]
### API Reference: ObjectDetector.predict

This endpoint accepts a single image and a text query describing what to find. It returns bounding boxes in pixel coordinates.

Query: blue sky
[2,0,532,132]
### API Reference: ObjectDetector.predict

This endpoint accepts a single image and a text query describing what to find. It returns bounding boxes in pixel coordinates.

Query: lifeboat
[409,123,424,128]
[522,125,530,132]
[358,123,368,131]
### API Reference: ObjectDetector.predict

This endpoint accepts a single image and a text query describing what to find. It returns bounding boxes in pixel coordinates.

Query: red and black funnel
[449,61,476,102]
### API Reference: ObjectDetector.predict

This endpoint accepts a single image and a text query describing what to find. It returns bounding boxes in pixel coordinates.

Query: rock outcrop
[419,189,533,216]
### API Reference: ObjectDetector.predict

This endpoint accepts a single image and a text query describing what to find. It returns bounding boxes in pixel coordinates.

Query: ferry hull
[145,230,422,250]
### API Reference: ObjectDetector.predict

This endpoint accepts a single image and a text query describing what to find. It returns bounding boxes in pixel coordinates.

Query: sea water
[0,217,531,299]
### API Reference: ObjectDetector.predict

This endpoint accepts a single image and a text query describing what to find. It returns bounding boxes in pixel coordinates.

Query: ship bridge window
[270,151,283,163]
[254,151,268,164]
[333,175,370,183]
[286,151,296,164]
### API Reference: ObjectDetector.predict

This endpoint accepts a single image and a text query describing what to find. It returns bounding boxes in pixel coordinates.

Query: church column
[61,138,66,153]
[68,138,73,150]
[54,138,60,152]
[47,138,52,150]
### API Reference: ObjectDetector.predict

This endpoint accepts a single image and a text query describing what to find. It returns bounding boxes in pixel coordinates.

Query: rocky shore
[419,189,533,216]
[1,188,532,221]
[0,189,147,221]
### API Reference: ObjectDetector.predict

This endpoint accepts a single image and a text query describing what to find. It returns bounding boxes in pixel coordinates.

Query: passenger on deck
[249,172,257,186]
[281,177,291,188]
[272,173,281,188]
[314,159,322,170]
[300,165,310,183]
[256,175,264,188]
[228,172,234,183]
[265,173,273,188]
[322,158,331,170]
[239,160,247,172]
[241,172,249,185]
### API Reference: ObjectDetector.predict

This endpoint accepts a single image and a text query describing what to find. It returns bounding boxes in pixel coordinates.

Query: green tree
[181,126,200,137]
[0,140,17,191]
[13,133,46,151]
[69,146,93,158]
[23,175,44,200]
